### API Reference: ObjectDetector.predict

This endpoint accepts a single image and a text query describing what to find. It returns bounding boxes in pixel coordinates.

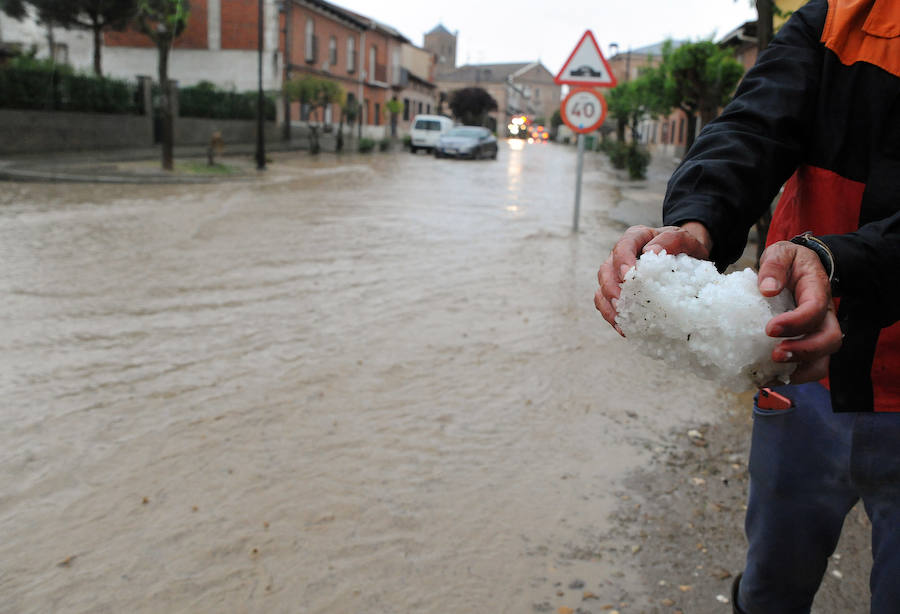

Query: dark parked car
[433,126,498,160]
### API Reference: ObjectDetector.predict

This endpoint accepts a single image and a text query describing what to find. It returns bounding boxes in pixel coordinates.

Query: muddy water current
[0,142,730,613]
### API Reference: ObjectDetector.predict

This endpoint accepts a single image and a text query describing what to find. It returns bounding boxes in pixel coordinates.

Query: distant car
[433,126,498,160]
[409,114,454,153]
[570,65,603,77]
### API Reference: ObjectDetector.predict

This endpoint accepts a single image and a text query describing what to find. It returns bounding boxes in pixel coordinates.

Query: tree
[336,96,358,153]
[39,1,137,75]
[2,1,136,75]
[284,75,344,154]
[448,87,497,127]
[0,0,28,19]
[384,97,402,138]
[658,39,744,151]
[606,66,669,143]
[549,109,562,139]
[135,0,189,171]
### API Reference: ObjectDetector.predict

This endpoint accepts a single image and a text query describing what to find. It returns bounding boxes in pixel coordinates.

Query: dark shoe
[732,573,747,614]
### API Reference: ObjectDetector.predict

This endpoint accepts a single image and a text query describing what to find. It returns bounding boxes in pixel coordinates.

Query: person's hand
[758,241,843,383]
[594,222,712,335]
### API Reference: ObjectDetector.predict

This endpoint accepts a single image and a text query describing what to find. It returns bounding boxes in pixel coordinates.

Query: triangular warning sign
[555,30,617,87]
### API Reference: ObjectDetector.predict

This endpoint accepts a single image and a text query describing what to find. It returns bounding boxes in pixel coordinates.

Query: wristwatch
[790,231,838,290]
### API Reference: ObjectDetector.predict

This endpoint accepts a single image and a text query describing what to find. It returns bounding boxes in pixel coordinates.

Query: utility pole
[256,0,266,170]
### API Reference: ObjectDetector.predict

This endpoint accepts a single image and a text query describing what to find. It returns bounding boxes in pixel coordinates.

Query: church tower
[424,24,457,76]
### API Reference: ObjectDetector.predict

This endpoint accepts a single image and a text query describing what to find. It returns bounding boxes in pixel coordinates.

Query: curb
[0,165,257,184]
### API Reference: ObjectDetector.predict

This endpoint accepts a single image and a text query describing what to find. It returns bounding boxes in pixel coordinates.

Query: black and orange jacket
[663,0,900,412]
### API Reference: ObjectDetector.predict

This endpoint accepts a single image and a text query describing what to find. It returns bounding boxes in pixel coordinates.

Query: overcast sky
[333,1,758,73]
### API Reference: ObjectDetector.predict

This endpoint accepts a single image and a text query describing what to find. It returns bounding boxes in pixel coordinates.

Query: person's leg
[853,413,900,614]
[737,383,859,614]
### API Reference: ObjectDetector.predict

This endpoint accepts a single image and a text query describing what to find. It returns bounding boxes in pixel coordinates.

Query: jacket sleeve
[822,213,900,326]
[662,0,828,270]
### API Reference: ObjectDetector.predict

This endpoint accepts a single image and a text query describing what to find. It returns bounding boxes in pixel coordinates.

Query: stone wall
[0,109,151,154]
[0,109,279,154]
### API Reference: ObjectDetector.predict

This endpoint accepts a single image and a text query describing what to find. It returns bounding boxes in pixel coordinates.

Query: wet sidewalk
[0,142,290,184]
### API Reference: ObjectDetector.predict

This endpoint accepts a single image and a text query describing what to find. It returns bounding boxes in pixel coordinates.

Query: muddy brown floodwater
[0,142,869,614]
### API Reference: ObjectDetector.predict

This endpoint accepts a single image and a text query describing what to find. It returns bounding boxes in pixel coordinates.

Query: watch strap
[790,232,838,288]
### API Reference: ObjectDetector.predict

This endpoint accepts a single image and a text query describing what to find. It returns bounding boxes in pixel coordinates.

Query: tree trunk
[282,0,292,142]
[699,105,718,130]
[45,21,55,62]
[683,110,698,153]
[308,107,320,154]
[757,0,774,52]
[616,117,626,142]
[158,39,174,171]
[336,112,344,152]
[93,25,102,75]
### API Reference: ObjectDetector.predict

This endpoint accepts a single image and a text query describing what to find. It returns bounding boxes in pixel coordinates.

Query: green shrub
[606,141,628,169]
[179,80,276,120]
[378,137,390,151]
[402,135,412,149]
[626,144,651,180]
[358,137,375,153]
[0,62,137,113]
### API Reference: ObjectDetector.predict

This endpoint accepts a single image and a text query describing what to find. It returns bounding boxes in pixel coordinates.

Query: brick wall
[105,0,208,49]
[284,4,392,127]
[288,5,361,79]
[221,0,258,50]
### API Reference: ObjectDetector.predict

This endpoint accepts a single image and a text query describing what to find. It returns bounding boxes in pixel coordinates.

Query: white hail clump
[615,251,796,390]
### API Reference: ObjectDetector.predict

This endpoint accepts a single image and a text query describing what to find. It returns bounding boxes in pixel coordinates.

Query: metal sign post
[573,133,585,232]
[560,88,607,233]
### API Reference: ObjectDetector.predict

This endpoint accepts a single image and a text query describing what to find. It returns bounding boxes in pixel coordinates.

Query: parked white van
[409,115,454,153]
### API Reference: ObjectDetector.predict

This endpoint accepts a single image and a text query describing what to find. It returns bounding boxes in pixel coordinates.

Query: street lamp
[256,0,266,170]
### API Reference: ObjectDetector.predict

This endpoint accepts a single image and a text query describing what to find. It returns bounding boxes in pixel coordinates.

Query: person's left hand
[757,241,843,384]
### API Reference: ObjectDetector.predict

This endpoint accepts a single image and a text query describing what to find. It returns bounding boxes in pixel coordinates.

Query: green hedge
[0,62,275,120]
[0,63,138,114]
[178,81,275,121]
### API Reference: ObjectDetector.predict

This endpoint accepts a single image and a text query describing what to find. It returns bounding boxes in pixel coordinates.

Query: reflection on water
[0,142,725,614]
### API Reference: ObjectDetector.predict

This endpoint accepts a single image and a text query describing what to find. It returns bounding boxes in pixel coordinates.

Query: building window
[678,117,685,142]
[347,37,356,73]
[403,98,410,121]
[305,18,316,63]
[670,120,676,142]
[375,102,380,126]
[329,36,337,67]
[426,103,431,114]
[418,101,423,114]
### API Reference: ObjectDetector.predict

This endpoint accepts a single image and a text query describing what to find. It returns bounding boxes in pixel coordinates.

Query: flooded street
[0,142,734,613]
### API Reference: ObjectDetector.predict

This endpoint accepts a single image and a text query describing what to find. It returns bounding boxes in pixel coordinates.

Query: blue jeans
[737,382,900,613]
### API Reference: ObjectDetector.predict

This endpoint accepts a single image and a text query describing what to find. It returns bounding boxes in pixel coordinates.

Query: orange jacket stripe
[822,0,900,77]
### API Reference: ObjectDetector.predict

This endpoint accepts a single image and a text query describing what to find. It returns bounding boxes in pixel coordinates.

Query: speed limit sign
[560,88,607,134]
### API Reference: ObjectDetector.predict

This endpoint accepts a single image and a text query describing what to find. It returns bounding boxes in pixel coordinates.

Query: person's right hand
[594,222,712,335]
